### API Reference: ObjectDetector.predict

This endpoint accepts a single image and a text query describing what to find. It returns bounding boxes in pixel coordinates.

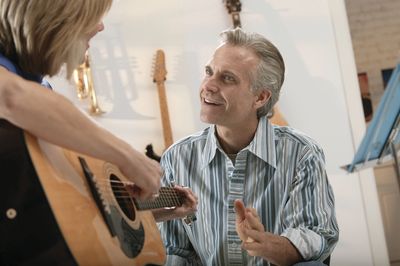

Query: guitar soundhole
[110,174,136,221]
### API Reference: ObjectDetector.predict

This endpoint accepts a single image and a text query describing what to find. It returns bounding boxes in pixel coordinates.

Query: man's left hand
[234,199,302,265]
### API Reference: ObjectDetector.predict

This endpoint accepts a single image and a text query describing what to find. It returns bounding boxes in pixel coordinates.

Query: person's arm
[156,151,201,264]
[279,146,339,261]
[158,218,202,265]
[235,146,339,264]
[0,67,161,200]
[152,151,198,222]
[235,200,302,266]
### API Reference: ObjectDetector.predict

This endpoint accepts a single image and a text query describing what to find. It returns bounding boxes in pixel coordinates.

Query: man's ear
[254,89,271,109]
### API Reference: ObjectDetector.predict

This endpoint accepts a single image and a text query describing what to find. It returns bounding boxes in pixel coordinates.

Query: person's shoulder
[273,125,323,152]
[165,127,210,153]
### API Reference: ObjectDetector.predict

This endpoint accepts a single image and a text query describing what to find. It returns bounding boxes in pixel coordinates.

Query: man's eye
[205,67,212,76]
[223,75,235,82]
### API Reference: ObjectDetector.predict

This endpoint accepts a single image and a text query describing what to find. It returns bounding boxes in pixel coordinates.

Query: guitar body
[25,133,165,266]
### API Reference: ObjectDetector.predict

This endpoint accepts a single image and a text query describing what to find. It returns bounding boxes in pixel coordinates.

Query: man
[158,28,339,265]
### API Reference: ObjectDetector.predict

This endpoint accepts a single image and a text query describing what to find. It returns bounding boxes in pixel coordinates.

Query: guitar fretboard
[134,187,183,210]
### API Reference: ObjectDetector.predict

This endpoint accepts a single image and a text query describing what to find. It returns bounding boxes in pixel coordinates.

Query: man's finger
[241,240,263,257]
[234,199,246,220]
[244,227,266,243]
[245,210,264,231]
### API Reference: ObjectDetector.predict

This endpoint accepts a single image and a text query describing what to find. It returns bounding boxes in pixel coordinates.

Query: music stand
[343,63,400,189]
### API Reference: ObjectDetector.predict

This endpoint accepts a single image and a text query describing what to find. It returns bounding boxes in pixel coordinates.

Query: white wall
[48,0,389,265]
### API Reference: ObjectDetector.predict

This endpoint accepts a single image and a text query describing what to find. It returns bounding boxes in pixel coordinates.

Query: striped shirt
[159,116,339,265]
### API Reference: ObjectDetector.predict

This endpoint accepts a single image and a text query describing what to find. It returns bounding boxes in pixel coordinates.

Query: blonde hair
[0,0,112,78]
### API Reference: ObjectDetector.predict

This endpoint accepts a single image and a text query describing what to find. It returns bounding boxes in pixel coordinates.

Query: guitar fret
[134,187,183,211]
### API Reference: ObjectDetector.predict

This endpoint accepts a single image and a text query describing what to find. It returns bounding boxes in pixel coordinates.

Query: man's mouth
[204,98,223,105]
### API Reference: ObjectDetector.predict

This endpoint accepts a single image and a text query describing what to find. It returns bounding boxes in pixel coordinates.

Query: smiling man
[158,28,339,266]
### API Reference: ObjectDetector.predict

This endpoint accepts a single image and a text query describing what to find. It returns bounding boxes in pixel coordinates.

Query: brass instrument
[73,53,104,115]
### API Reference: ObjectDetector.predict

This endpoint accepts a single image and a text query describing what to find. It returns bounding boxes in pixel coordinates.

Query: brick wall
[344,0,400,109]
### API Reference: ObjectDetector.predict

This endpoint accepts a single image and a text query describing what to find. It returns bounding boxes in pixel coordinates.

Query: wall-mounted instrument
[146,49,173,161]
[224,0,242,28]
[73,53,104,115]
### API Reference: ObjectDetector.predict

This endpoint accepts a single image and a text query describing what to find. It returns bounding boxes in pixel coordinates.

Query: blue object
[346,63,400,172]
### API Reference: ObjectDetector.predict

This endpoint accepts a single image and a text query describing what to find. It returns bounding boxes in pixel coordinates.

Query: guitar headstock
[224,0,242,28]
[153,49,167,84]
[224,0,242,14]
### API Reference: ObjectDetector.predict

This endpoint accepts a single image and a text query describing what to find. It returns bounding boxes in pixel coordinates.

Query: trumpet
[73,53,104,115]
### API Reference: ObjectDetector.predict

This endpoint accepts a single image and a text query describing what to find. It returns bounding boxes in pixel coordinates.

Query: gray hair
[220,28,285,117]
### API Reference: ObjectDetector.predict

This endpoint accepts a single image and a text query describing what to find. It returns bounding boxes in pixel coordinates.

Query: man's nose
[202,77,219,92]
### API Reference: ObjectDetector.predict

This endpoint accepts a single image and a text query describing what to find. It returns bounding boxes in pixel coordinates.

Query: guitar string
[92,188,182,209]
[91,177,183,208]
[94,179,180,197]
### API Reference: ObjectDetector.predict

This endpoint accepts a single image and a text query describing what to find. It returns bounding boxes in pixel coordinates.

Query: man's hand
[235,199,264,242]
[152,185,198,222]
[234,199,302,266]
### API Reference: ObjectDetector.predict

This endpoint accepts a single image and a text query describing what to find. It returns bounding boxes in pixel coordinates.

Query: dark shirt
[0,53,76,265]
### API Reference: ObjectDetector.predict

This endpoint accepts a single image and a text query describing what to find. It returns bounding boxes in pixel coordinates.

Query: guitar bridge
[78,157,116,236]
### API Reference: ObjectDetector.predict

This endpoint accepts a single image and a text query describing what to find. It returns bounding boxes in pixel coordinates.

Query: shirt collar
[0,52,43,83]
[248,116,277,168]
[201,116,277,169]
[201,125,219,168]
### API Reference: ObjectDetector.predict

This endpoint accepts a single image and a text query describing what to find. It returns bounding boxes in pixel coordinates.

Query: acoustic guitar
[146,50,173,161]
[25,132,183,265]
[224,0,289,126]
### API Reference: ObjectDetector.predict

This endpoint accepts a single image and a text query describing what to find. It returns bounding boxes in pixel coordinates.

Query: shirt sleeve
[158,150,201,265]
[280,145,339,261]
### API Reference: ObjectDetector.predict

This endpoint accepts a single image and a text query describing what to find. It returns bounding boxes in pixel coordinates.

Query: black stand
[384,115,400,190]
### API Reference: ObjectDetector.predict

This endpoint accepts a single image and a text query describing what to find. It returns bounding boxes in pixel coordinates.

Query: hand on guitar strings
[126,182,160,202]
[119,152,162,201]
[152,185,198,223]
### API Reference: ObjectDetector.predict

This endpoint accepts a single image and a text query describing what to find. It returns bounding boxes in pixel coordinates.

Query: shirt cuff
[281,227,324,261]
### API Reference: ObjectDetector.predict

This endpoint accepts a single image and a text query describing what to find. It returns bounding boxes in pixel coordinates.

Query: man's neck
[216,118,259,154]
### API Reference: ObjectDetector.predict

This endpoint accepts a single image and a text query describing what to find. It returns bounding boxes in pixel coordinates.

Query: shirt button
[6,208,17,219]
[231,243,238,248]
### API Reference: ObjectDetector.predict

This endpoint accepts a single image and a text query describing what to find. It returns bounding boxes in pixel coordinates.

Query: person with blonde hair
[0,0,162,264]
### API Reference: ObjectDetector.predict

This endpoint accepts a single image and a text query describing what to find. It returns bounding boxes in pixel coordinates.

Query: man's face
[199,44,261,128]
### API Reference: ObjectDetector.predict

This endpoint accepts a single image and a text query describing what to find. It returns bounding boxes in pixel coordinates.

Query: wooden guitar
[146,50,173,161]
[25,132,183,265]
[224,0,289,126]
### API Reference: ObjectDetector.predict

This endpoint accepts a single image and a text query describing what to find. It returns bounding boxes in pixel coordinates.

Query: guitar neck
[225,0,242,28]
[156,81,174,148]
[134,187,183,211]
[231,12,242,28]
